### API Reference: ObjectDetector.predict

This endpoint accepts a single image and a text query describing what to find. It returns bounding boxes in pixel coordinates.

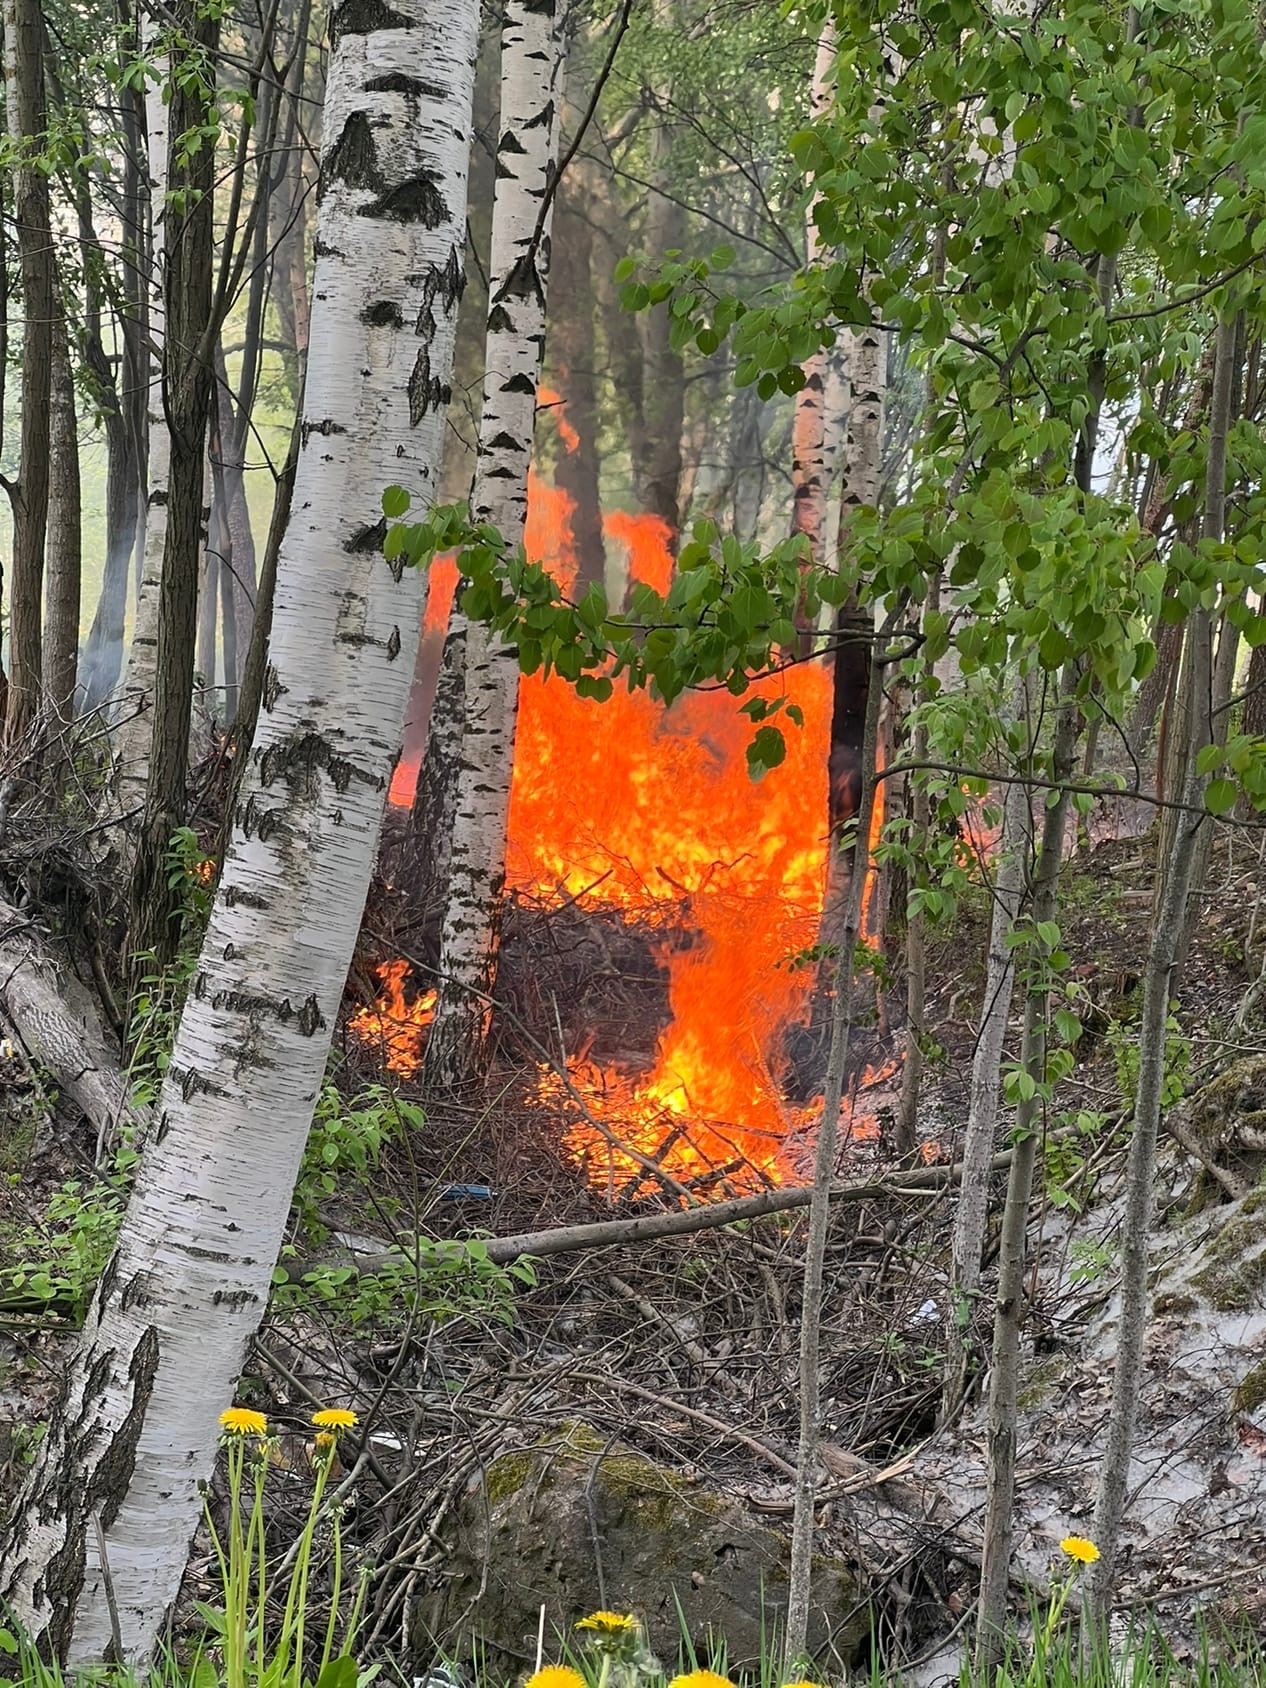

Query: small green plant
[293,1084,418,1245]
[1108,1005,1191,1112]
[271,1237,536,1331]
[0,1179,125,1321]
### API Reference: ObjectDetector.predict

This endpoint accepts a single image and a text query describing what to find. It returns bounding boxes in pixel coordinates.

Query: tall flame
[365,465,893,1189]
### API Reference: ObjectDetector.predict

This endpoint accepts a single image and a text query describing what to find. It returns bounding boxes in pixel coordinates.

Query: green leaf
[613,256,637,283]
[1036,920,1061,949]
[575,675,614,703]
[1205,777,1237,815]
[313,1658,360,1688]
[381,485,410,519]
[710,243,736,271]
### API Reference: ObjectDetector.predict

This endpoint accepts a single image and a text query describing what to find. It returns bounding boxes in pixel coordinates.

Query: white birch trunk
[112,22,170,797]
[423,0,567,1090]
[0,0,479,1660]
[790,26,842,567]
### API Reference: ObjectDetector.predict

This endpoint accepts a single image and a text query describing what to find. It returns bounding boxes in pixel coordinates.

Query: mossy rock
[1232,1359,1266,1415]
[410,1421,867,1674]
[1182,1058,1266,1213]
[1188,1188,1266,1312]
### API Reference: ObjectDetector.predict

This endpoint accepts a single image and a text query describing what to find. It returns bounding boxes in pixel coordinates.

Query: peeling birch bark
[0,0,479,1660]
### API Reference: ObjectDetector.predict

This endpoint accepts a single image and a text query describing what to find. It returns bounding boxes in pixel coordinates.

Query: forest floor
[3,811,1266,1679]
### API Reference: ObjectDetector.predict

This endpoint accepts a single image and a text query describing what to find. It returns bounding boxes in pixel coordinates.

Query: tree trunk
[2,0,54,743]
[638,0,685,545]
[975,668,1079,1671]
[406,619,466,930]
[785,626,888,1664]
[126,5,219,977]
[790,25,844,576]
[423,0,567,1091]
[943,701,1032,1414]
[551,169,606,591]
[112,12,172,796]
[896,579,940,1156]
[0,0,478,1660]
[44,306,82,722]
[78,31,147,719]
[1089,312,1236,1620]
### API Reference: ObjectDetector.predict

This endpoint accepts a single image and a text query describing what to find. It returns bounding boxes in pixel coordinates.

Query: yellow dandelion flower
[219,1407,268,1436]
[669,1673,736,1688]
[576,1612,638,1635]
[314,1431,337,1450]
[1060,1535,1100,1564]
[312,1408,359,1430]
[524,1670,586,1688]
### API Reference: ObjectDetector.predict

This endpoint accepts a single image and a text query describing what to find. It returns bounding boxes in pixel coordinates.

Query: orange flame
[347,960,436,1079]
[538,384,580,453]
[366,476,900,1189]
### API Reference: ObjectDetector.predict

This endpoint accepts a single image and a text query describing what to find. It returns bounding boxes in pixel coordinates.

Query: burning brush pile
[354,479,899,1200]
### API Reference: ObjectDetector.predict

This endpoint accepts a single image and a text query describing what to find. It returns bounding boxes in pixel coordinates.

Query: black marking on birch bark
[521,0,558,13]
[495,158,516,181]
[413,246,465,338]
[212,1286,256,1311]
[91,1324,160,1538]
[486,465,517,480]
[408,348,450,424]
[182,1245,233,1264]
[319,110,385,203]
[502,371,538,395]
[120,1271,149,1313]
[98,1246,121,1312]
[262,661,287,712]
[223,942,237,961]
[360,169,449,227]
[523,101,554,131]
[387,624,402,660]
[486,302,513,335]
[487,430,529,453]
[222,882,270,910]
[498,129,528,156]
[301,417,348,447]
[329,0,411,47]
[313,236,345,259]
[345,517,387,554]
[148,489,168,508]
[155,1109,172,1143]
[258,728,381,798]
[177,1065,230,1102]
[364,70,445,100]
[361,298,404,327]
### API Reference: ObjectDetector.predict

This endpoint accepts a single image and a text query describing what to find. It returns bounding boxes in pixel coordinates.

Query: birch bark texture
[424,0,567,1090]
[112,14,171,798]
[789,25,844,570]
[0,0,479,1660]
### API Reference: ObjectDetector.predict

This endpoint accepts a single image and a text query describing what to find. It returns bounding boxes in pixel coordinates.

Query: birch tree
[0,0,479,1659]
[789,24,845,574]
[423,0,568,1090]
[112,12,171,796]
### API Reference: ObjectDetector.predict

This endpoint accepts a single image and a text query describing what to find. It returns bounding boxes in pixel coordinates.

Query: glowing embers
[347,960,436,1078]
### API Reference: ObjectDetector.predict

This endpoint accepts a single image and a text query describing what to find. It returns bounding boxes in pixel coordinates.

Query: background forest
[0,0,1265,1683]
